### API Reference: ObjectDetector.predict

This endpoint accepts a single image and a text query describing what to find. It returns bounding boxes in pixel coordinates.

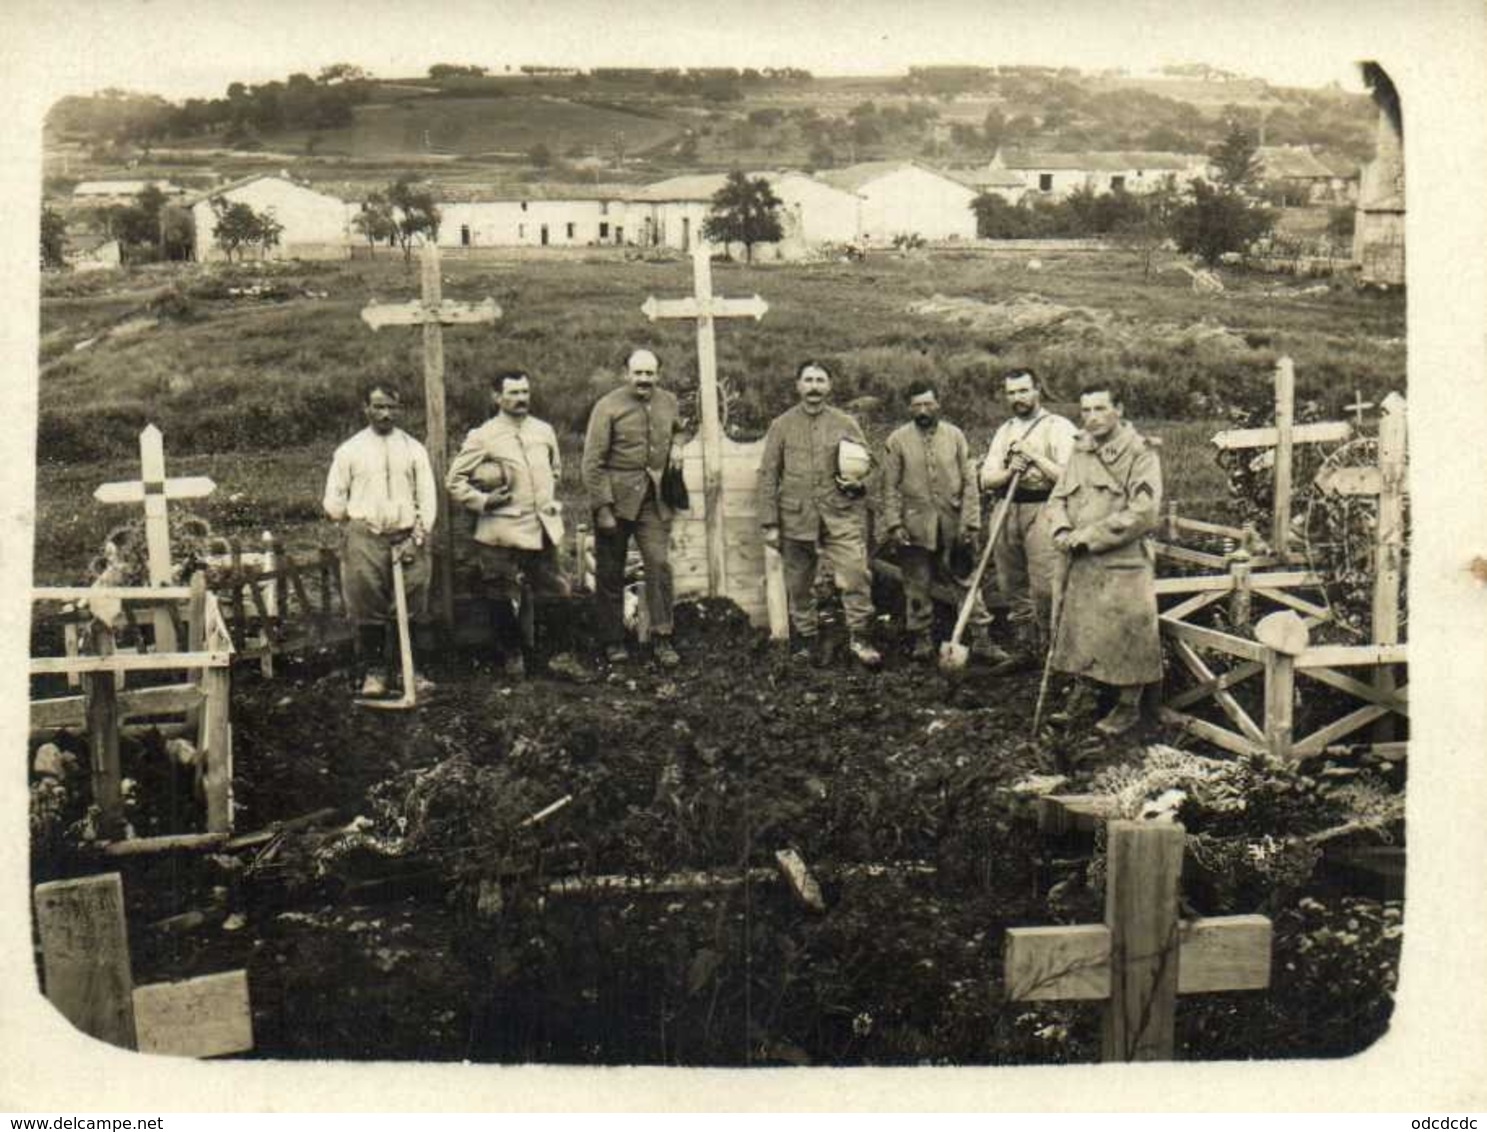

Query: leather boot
[1095,686,1143,737]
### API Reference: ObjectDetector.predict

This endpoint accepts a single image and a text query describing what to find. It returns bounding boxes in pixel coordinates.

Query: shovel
[939,469,1022,673]
[355,555,418,712]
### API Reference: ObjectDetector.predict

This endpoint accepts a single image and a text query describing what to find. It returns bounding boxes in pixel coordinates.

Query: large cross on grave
[1004,821,1272,1061]
[94,424,215,651]
[1211,357,1351,564]
[641,241,767,597]
[1315,391,1408,740]
[361,240,502,624]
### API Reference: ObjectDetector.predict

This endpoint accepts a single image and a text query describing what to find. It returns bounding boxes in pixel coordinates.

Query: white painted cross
[361,240,502,624]
[1004,821,1272,1062]
[1211,357,1351,563]
[94,424,215,651]
[641,242,768,597]
[1344,389,1375,428]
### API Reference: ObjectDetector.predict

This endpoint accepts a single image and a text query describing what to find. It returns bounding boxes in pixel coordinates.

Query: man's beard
[914,414,936,428]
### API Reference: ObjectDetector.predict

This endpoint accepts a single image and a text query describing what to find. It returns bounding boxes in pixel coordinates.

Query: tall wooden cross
[1004,821,1272,1061]
[641,242,768,596]
[1315,391,1408,740]
[94,424,215,651]
[1211,357,1351,564]
[361,240,502,624]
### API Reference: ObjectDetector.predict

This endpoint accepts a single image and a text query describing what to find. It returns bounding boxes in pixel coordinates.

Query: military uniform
[1046,420,1163,686]
[757,403,875,638]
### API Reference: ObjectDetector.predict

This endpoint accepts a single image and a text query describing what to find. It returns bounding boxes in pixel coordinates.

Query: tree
[527,142,552,168]
[1211,123,1264,192]
[353,190,397,249]
[210,199,281,262]
[1112,175,1181,278]
[386,177,441,263]
[40,207,67,269]
[318,62,369,85]
[702,171,783,263]
[1170,178,1274,266]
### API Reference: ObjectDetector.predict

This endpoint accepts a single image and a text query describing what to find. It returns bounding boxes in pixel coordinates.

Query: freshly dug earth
[32,597,1398,1065]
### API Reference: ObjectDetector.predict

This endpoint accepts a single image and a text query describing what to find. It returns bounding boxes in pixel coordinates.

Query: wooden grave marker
[34,873,252,1057]
[1004,821,1271,1061]
[1211,357,1350,563]
[1315,391,1408,741]
[361,240,502,625]
[94,424,215,651]
[642,243,785,633]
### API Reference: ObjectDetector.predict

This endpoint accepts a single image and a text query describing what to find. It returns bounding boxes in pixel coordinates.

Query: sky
[2,0,1449,104]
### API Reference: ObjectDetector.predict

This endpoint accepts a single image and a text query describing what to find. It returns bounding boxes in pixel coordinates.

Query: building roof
[73,180,183,197]
[948,165,1026,189]
[815,161,965,193]
[1257,146,1337,180]
[997,150,1199,173]
[628,170,854,203]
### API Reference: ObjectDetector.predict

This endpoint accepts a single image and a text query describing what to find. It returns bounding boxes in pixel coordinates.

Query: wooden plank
[31,682,205,731]
[1316,465,1381,496]
[764,544,789,640]
[1037,794,1115,835]
[1102,821,1184,1062]
[1301,667,1408,715]
[1154,543,1230,570]
[84,623,125,839]
[1252,587,1332,621]
[1153,570,1323,596]
[421,243,456,627]
[132,971,253,1057]
[1295,643,1409,669]
[1210,420,1350,451]
[1170,515,1248,540]
[1004,924,1110,1001]
[1176,916,1272,993]
[1173,641,1266,744]
[138,425,180,652]
[1271,358,1295,563]
[103,833,229,857]
[202,666,233,833]
[1162,589,1225,623]
[94,476,216,505]
[1167,660,1264,710]
[33,586,194,603]
[1265,651,1296,759]
[1159,616,1267,662]
[33,874,136,1049]
[31,650,232,676]
[1293,704,1391,758]
[1157,708,1266,757]
[1373,392,1406,744]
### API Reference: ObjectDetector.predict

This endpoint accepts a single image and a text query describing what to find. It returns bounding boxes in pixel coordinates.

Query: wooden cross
[1004,821,1272,1061]
[1315,391,1407,740]
[94,424,215,651]
[361,240,502,624]
[33,873,253,1057]
[1211,357,1350,564]
[1345,389,1375,428]
[641,241,768,597]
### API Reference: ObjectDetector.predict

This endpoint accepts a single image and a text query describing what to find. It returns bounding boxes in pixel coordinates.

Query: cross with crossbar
[93,424,215,651]
[361,240,502,624]
[641,242,767,598]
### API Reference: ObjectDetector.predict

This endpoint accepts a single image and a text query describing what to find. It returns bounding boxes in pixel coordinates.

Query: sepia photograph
[2,0,1484,1113]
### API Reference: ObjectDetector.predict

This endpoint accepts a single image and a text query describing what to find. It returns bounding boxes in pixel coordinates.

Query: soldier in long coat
[880,380,991,661]
[1046,383,1163,736]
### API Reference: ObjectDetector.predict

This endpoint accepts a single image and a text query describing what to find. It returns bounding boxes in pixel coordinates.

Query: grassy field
[33,250,1406,582]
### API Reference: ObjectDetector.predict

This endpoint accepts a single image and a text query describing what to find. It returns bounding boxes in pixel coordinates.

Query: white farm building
[816,162,977,245]
[189,175,358,262]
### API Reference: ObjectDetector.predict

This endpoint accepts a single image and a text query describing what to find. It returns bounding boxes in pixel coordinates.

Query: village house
[1254,145,1357,205]
[815,161,977,244]
[188,175,359,262]
[989,149,1204,199]
[948,161,1028,204]
[625,171,862,258]
[63,234,122,273]
[434,184,634,250]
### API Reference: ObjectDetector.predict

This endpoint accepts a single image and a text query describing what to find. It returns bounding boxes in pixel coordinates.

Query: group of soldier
[322,351,1164,738]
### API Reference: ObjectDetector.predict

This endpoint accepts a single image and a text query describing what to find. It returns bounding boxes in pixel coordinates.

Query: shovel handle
[391,555,416,705]
[948,470,1022,648]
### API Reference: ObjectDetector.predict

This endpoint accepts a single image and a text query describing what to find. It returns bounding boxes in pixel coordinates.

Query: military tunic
[1046,421,1163,686]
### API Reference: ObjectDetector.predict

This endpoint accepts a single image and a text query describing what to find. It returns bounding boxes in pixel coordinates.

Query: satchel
[660,459,690,511]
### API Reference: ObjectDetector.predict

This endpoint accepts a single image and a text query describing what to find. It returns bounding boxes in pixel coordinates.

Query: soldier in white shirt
[323,384,439,697]
[979,369,1078,669]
